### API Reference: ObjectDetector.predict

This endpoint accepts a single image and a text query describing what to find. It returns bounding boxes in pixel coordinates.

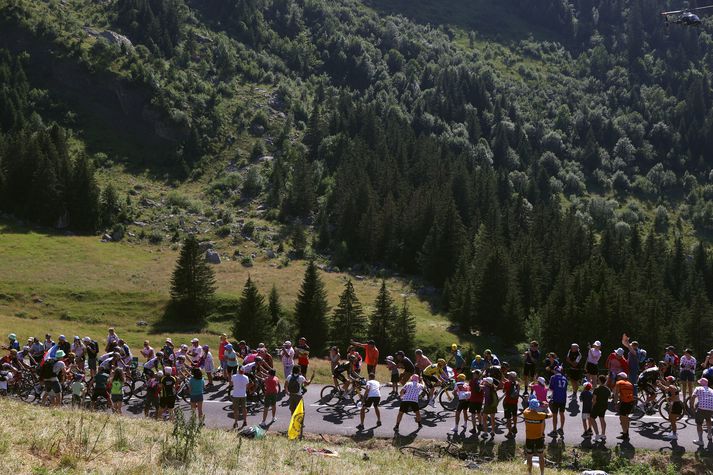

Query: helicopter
[661,5,713,26]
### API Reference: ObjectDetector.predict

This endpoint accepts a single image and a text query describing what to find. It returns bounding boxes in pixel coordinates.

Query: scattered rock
[198,241,214,252]
[355,275,366,281]
[265,249,276,259]
[111,229,124,241]
[133,221,147,227]
[101,233,112,242]
[32,296,43,304]
[257,155,274,163]
[136,320,149,327]
[250,124,265,136]
[191,31,213,44]
[205,249,221,264]
[140,197,160,208]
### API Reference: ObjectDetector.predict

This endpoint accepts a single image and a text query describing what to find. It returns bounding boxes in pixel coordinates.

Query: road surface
[121,382,713,458]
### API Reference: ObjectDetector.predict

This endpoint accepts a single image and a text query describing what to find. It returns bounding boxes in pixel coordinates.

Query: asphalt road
[119,382,713,458]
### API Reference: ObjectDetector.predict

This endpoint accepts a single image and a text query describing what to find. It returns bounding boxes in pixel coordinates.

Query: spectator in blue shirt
[548,367,568,438]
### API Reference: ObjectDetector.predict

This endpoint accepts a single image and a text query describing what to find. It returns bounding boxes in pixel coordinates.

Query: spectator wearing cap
[613,372,634,442]
[351,339,379,375]
[664,346,680,377]
[224,343,239,388]
[586,341,602,384]
[280,341,295,381]
[606,348,629,391]
[692,378,713,446]
[530,376,548,404]
[621,334,642,393]
[187,337,203,366]
[295,337,310,376]
[57,335,71,355]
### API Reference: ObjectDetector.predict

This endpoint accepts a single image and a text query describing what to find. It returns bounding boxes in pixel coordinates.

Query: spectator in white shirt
[692,378,713,446]
[357,373,381,431]
[231,368,250,429]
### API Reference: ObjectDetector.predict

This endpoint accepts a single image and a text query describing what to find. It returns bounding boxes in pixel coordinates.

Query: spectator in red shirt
[503,371,520,438]
[295,337,310,375]
[260,369,281,429]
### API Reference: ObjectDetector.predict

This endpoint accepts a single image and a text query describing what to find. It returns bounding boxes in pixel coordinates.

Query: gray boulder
[205,249,221,264]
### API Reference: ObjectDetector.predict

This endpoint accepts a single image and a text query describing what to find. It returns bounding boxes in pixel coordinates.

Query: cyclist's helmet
[666,376,676,383]
[156,351,164,357]
[177,354,186,360]
[457,373,466,381]
[8,333,16,341]
[348,354,356,361]
[255,356,263,363]
[1,363,11,369]
[437,358,446,366]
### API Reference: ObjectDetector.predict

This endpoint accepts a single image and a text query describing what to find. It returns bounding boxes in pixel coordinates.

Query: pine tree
[390,298,416,355]
[368,281,397,355]
[100,183,121,228]
[268,284,282,325]
[330,279,366,350]
[294,261,329,352]
[169,235,216,326]
[233,276,272,346]
[68,154,100,232]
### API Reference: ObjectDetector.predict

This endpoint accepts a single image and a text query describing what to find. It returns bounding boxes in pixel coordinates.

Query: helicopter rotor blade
[691,4,713,11]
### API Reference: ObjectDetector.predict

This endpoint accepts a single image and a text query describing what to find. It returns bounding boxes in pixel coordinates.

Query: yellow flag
[288,398,305,440]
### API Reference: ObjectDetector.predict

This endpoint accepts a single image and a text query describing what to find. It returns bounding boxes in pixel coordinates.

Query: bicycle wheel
[658,398,671,419]
[122,380,134,403]
[399,445,434,460]
[684,395,696,417]
[320,385,341,406]
[418,388,429,410]
[438,387,458,411]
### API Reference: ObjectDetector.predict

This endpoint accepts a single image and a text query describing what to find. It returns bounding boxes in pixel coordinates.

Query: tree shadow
[151,300,208,333]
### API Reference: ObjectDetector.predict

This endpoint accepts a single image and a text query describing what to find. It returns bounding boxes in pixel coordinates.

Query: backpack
[40,359,56,379]
[287,375,301,394]
[87,341,99,358]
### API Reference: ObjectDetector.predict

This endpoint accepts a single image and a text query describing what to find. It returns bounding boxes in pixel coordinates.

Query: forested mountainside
[2,0,713,353]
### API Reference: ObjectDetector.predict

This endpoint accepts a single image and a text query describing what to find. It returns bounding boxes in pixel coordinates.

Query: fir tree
[294,261,329,352]
[169,235,216,326]
[330,279,366,350]
[268,284,282,325]
[368,281,397,355]
[233,276,272,346]
[390,298,416,355]
[68,154,100,233]
[100,183,121,228]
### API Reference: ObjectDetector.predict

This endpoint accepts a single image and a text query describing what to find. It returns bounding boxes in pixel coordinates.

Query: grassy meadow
[0,218,470,383]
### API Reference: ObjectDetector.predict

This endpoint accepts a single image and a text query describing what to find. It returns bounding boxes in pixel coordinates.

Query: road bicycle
[399,439,494,464]
[320,378,366,407]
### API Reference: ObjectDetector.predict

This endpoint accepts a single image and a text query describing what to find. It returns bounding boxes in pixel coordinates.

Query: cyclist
[503,371,520,438]
[161,338,175,366]
[565,343,584,398]
[333,354,361,395]
[483,349,500,371]
[395,351,415,385]
[658,375,684,441]
[638,359,660,411]
[328,346,342,387]
[422,358,449,407]
[452,373,471,433]
[680,348,697,411]
[0,363,13,396]
[613,372,634,442]
[174,354,190,379]
[394,374,423,433]
[414,349,432,375]
[357,373,382,431]
[523,341,540,394]
[143,352,163,377]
